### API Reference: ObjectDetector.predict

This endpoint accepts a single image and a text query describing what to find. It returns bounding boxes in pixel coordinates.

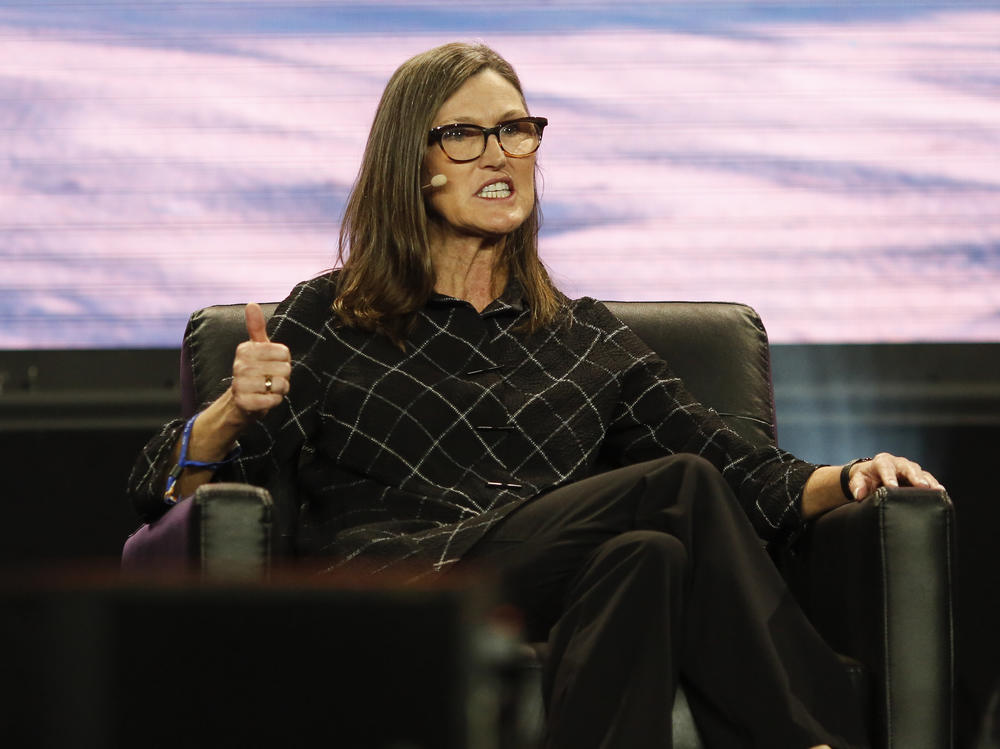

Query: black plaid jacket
[128,275,816,575]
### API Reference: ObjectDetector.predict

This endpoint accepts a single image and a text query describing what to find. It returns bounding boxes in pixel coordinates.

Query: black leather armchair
[123,299,955,749]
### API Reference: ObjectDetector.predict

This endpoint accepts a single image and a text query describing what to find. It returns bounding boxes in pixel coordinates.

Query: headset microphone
[422,174,447,189]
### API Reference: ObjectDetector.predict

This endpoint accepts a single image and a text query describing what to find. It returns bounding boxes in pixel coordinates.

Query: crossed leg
[461,454,867,749]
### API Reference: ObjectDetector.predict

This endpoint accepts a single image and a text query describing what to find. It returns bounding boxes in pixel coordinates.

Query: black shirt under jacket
[128,274,815,577]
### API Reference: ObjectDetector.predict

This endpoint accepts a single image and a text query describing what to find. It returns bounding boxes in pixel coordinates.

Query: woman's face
[424,69,536,243]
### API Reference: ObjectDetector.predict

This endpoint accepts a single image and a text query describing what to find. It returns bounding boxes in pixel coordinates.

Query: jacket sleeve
[592,301,816,543]
[126,418,187,523]
[125,276,332,524]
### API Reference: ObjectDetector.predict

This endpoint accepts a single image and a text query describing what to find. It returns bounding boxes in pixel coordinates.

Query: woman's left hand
[846,452,946,500]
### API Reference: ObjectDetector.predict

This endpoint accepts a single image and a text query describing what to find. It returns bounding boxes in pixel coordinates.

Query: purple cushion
[121,498,196,572]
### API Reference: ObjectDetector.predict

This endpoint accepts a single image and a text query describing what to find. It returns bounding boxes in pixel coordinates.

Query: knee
[667,453,723,482]
[639,453,747,529]
[641,453,727,489]
[599,530,687,585]
[643,453,733,507]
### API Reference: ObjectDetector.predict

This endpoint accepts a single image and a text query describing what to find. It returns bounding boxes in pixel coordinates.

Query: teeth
[478,182,511,199]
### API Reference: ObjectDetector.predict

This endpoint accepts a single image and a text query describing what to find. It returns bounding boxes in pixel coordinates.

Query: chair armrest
[781,486,955,749]
[121,483,273,579]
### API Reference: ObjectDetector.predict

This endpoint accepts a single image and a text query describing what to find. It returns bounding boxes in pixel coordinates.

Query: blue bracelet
[163,413,242,505]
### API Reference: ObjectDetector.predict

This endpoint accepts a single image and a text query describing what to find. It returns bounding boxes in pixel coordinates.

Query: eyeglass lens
[439,121,542,161]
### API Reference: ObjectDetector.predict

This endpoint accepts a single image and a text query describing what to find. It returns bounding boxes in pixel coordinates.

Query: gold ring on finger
[264,375,273,393]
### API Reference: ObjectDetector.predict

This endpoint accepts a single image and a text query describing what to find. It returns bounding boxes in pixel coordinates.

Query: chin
[483,218,527,237]
[487,207,531,234]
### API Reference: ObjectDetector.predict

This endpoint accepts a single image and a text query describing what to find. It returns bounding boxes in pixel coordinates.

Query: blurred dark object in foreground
[0,570,532,749]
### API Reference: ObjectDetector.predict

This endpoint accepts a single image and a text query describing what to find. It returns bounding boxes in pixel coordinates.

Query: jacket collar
[428,275,527,317]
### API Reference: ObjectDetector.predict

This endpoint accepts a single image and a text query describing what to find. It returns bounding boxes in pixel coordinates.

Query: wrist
[192,390,250,456]
[163,412,241,505]
[187,409,238,463]
[801,465,844,519]
[840,457,874,501]
[217,387,257,430]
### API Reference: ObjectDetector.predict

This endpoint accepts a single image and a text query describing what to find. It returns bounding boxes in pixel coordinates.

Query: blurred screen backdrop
[3,0,999,348]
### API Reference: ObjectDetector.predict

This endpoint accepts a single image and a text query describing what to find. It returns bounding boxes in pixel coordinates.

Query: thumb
[245,302,270,343]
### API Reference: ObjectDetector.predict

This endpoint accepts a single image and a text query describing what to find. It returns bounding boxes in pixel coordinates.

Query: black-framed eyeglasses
[428,116,548,162]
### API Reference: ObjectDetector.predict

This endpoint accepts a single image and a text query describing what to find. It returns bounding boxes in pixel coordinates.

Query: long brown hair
[332,42,564,344]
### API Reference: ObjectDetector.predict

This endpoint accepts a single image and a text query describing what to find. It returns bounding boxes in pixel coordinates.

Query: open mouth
[477,181,512,199]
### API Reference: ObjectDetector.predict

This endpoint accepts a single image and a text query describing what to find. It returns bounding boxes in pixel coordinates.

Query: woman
[129,42,943,749]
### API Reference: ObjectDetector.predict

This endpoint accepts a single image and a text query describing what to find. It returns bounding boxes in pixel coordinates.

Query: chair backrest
[181,301,777,447]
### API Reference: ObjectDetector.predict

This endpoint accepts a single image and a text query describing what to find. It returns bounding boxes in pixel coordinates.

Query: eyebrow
[437,109,528,126]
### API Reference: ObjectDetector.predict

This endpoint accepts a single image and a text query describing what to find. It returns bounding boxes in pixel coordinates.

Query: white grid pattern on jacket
[128,275,815,577]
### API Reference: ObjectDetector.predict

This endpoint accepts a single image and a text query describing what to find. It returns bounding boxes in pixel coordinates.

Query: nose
[479,133,507,167]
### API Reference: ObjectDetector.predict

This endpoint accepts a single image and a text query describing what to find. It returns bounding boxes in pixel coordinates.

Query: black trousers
[460,454,868,749]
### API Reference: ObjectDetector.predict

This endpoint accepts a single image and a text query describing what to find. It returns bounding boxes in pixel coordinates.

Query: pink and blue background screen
[3,1,998,347]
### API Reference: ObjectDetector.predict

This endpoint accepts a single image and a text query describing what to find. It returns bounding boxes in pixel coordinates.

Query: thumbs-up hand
[230,302,292,418]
